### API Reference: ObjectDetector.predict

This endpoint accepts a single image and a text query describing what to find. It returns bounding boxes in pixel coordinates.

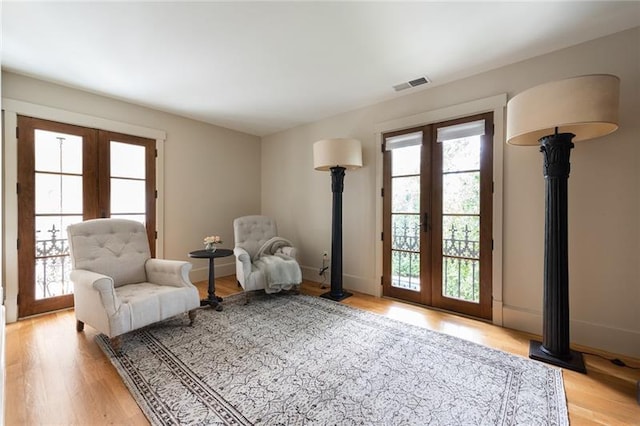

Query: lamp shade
[506,74,620,146]
[313,138,363,171]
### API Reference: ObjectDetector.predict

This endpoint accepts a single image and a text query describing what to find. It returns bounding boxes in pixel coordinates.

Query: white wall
[1,71,261,321]
[261,27,640,357]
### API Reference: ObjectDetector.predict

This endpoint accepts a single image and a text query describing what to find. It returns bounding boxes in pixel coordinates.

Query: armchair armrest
[234,247,252,280]
[145,259,193,288]
[234,246,251,262]
[70,269,120,316]
[280,246,297,260]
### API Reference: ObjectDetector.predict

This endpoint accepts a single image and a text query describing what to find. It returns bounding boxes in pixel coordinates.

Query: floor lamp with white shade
[506,74,620,373]
[313,138,363,301]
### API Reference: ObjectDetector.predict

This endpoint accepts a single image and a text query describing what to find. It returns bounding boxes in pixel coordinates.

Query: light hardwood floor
[5,276,640,425]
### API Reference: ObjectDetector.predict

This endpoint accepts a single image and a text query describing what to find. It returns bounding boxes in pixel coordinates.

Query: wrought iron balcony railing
[391,220,480,301]
[35,224,73,300]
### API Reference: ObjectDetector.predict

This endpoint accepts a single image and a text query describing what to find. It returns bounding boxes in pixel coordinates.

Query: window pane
[35,215,83,248]
[442,258,480,303]
[442,172,479,215]
[391,250,420,292]
[392,145,421,176]
[35,130,82,174]
[111,141,145,179]
[392,176,419,213]
[392,214,420,251]
[35,173,83,214]
[442,136,480,173]
[111,178,145,213]
[442,215,480,259]
[34,214,81,300]
[35,256,73,300]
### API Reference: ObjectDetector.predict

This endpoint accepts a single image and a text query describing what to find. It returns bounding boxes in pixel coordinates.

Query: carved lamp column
[313,138,363,301]
[506,75,620,373]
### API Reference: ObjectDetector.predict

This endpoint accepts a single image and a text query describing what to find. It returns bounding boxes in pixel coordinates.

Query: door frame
[374,94,507,326]
[17,117,99,316]
[381,113,493,319]
[3,98,166,322]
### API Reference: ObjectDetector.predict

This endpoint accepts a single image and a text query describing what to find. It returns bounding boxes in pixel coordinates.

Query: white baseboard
[4,299,16,324]
[300,265,379,297]
[492,300,503,327]
[502,305,640,358]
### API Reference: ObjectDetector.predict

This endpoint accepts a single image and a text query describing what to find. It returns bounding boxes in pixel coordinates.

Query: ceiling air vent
[393,76,431,92]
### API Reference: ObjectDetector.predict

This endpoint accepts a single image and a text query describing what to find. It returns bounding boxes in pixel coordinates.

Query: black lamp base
[320,290,353,302]
[529,340,586,373]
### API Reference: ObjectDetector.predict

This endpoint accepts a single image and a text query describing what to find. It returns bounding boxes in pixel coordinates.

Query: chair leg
[237,280,242,288]
[244,290,251,305]
[188,309,197,326]
[76,320,85,332]
[110,336,122,353]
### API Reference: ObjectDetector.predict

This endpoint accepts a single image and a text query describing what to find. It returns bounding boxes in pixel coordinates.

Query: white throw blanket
[254,237,302,293]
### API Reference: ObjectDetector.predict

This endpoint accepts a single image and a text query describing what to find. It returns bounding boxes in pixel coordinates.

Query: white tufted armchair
[233,215,301,293]
[67,218,200,349]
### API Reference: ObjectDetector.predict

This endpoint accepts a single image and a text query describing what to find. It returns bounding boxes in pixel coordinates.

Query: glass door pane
[18,116,99,317]
[109,141,147,224]
[33,130,84,300]
[383,129,428,302]
[110,141,145,178]
[35,215,82,299]
[440,135,482,303]
[389,142,421,292]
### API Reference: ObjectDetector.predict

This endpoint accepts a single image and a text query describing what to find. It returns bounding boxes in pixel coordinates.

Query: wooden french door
[382,113,493,320]
[17,116,156,317]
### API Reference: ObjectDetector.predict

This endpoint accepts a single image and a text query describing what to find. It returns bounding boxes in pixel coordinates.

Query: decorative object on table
[188,248,233,311]
[203,235,223,252]
[67,218,200,351]
[313,138,363,301]
[506,74,620,373]
[233,215,301,294]
[97,293,569,425]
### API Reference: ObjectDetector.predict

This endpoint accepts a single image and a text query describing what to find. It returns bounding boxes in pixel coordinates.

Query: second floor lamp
[313,138,363,301]
[506,74,620,373]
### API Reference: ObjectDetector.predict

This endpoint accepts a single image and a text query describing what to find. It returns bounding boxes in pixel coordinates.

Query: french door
[382,113,493,320]
[17,116,156,317]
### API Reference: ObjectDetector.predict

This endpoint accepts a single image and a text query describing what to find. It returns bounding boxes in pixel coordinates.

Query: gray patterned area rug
[97,293,568,425]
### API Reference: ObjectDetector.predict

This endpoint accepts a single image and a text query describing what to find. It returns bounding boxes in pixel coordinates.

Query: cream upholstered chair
[67,218,200,349]
[233,215,301,293]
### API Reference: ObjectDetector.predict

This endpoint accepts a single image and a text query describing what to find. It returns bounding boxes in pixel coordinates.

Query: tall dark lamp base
[529,341,585,372]
[320,290,353,302]
[320,166,352,302]
[531,132,586,374]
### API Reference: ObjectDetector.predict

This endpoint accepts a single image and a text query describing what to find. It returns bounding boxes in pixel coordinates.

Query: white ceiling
[2,2,639,137]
